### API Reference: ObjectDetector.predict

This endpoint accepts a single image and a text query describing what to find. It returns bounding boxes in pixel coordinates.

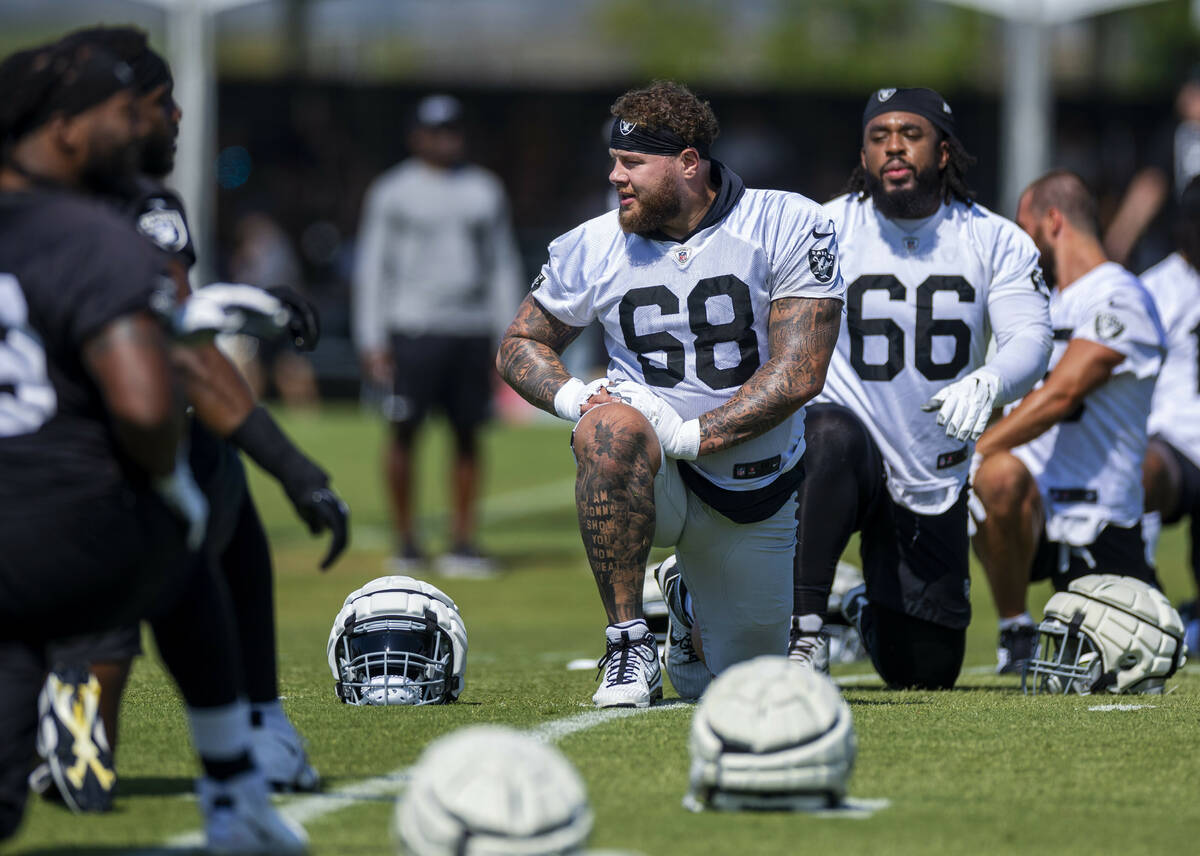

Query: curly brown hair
[610,80,719,149]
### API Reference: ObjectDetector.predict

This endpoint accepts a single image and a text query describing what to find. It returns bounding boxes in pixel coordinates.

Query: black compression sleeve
[230,406,327,498]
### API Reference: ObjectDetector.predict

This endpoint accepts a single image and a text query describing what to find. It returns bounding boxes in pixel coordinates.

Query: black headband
[10,47,134,143]
[862,87,956,139]
[609,118,710,160]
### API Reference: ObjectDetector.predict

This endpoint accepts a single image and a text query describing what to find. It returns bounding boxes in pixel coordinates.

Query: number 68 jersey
[817,194,1049,515]
[532,175,845,493]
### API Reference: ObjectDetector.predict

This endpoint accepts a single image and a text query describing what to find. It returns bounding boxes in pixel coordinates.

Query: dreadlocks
[843,131,977,206]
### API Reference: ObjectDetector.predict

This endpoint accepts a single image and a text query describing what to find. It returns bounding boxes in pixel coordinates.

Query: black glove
[267,285,321,351]
[291,485,350,570]
[231,406,349,569]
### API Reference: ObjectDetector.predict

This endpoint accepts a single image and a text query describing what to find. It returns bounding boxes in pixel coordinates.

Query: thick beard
[866,162,943,220]
[1037,247,1057,290]
[139,129,176,179]
[79,135,139,195]
[618,171,682,235]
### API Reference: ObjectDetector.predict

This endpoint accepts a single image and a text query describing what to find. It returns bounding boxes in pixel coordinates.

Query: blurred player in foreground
[0,39,306,851]
[32,25,347,811]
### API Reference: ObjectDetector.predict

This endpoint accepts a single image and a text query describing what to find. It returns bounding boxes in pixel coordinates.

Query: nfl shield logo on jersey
[808,247,835,283]
[673,247,693,267]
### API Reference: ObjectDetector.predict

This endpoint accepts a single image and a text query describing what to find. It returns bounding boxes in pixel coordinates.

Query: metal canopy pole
[1001,18,1050,216]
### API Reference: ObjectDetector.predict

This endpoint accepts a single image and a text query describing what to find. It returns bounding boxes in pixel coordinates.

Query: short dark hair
[610,80,719,151]
[1023,169,1099,235]
[843,128,977,206]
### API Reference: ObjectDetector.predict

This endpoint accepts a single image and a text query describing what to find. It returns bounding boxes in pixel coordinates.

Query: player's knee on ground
[862,603,965,690]
[974,452,1038,518]
[699,620,788,676]
[802,404,878,477]
[573,403,659,470]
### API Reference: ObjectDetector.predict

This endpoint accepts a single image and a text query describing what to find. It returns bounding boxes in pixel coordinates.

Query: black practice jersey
[0,188,170,501]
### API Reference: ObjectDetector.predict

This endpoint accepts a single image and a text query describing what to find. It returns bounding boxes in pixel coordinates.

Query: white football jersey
[817,195,1048,514]
[533,185,845,492]
[1012,262,1165,543]
[1144,253,1200,466]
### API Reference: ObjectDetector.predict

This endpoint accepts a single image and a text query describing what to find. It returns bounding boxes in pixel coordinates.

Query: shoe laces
[788,628,825,662]
[673,623,698,660]
[596,631,655,686]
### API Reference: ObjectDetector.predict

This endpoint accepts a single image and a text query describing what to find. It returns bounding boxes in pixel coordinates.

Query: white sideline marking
[125,704,671,854]
[1088,703,1158,711]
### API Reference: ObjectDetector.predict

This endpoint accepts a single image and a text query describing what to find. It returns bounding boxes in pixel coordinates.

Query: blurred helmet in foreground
[395,725,592,855]
[685,655,855,812]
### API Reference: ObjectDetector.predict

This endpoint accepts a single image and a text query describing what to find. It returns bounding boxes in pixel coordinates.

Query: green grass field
[4,405,1198,856]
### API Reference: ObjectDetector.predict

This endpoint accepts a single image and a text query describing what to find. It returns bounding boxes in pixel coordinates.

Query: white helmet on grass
[328,575,467,705]
[1024,574,1186,695]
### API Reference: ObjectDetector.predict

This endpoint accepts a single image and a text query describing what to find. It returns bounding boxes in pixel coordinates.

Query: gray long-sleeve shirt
[352,158,523,351]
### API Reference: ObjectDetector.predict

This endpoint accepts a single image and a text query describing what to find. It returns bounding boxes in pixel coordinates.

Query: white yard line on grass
[125,704,673,854]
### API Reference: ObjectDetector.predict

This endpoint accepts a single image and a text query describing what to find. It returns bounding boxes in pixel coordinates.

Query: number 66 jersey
[817,194,1052,515]
[531,165,845,493]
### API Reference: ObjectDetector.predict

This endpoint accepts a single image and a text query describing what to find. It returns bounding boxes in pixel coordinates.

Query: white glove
[154,456,209,550]
[922,367,1001,443]
[606,380,701,460]
[173,283,291,344]
[553,377,612,422]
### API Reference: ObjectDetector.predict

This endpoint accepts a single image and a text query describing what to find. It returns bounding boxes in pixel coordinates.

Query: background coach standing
[353,94,523,577]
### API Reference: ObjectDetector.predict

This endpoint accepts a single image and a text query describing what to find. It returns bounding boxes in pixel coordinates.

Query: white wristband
[553,377,587,422]
[674,418,702,460]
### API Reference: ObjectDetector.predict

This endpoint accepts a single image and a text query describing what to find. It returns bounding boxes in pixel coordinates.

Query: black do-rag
[1,43,134,146]
[609,117,711,160]
[128,48,171,95]
[862,87,956,139]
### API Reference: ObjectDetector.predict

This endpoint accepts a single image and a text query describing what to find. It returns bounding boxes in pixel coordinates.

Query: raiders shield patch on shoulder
[530,272,546,291]
[137,205,189,253]
[809,247,835,283]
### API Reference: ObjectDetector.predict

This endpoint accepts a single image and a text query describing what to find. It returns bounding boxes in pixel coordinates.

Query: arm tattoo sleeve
[698,296,841,456]
[496,295,586,413]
